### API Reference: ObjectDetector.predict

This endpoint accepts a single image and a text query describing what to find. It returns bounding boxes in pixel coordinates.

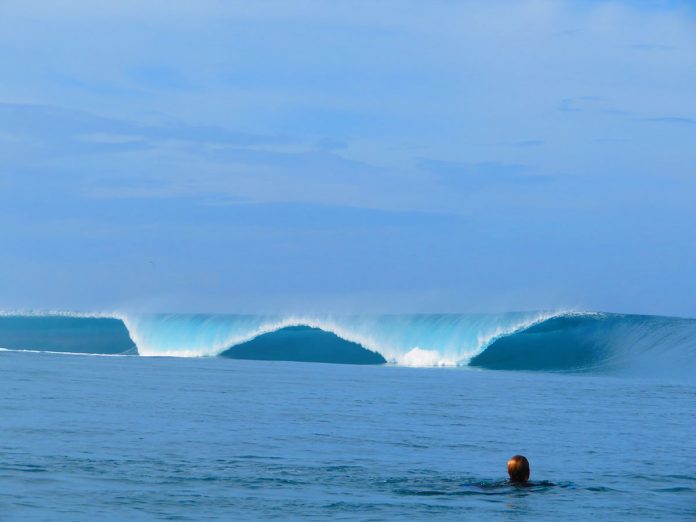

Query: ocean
[0,312,694,520]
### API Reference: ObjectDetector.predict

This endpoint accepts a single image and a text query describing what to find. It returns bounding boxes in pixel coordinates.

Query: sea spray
[1,311,694,378]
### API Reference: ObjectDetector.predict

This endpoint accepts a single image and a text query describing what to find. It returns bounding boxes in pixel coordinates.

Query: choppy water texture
[0,312,695,519]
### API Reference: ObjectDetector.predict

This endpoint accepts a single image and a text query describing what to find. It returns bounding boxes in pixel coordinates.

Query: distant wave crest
[1,310,694,378]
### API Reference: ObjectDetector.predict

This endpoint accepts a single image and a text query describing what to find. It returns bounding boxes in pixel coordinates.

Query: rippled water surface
[1,351,694,520]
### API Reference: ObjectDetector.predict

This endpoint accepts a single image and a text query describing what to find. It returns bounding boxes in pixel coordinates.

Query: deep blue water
[1,350,694,520]
[1,312,695,519]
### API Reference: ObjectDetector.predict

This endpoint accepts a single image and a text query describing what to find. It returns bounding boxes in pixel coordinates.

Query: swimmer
[507,455,530,483]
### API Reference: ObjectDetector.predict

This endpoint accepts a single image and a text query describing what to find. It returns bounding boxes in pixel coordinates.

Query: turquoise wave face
[0,315,135,355]
[1,311,694,378]
[470,313,696,378]
[221,326,386,365]
[121,312,554,364]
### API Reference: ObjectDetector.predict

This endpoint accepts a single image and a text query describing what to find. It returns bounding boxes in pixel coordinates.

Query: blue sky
[1,0,695,315]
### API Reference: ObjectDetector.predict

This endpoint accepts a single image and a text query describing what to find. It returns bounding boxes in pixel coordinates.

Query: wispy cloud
[418,159,550,190]
[1,0,696,312]
[0,102,442,213]
[630,43,674,52]
[643,116,696,125]
[0,103,290,151]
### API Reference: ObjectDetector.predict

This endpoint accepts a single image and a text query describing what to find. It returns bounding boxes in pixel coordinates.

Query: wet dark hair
[507,455,530,483]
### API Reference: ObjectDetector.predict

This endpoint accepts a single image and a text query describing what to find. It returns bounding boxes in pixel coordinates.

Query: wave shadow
[220,325,386,365]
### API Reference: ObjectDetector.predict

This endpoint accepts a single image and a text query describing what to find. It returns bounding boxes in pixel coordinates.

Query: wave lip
[470,312,696,377]
[0,314,136,355]
[0,309,121,319]
[121,311,559,365]
[3,310,694,379]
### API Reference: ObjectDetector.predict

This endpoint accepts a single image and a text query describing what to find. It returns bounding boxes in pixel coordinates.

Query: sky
[1,0,695,315]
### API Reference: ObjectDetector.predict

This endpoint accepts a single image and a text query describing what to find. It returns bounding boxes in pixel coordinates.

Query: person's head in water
[507,455,530,483]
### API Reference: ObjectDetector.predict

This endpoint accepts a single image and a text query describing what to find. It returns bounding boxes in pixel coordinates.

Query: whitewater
[1,310,695,378]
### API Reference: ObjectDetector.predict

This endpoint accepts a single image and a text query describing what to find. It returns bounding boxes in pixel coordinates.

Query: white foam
[0,347,134,357]
[121,310,573,365]
[396,347,457,367]
[0,309,579,365]
[0,309,121,319]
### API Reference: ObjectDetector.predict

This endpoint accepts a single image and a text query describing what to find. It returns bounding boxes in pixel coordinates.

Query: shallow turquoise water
[1,351,693,520]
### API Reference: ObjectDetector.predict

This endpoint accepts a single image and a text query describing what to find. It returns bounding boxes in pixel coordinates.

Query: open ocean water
[0,312,694,520]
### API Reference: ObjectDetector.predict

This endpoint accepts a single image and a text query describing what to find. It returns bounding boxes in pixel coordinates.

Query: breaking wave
[1,311,694,377]
[121,311,555,364]
[470,312,696,378]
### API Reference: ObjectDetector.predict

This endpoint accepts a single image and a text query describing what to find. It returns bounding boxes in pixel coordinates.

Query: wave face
[122,311,553,364]
[0,315,135,354]
[470,313,696,377]
[220,326,386,365]
[1,311,695,377]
